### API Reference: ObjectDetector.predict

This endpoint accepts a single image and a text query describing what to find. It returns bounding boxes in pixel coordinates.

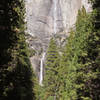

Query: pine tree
[42,38,60,100]
[0,0,35,100]
[75,2,100,99]
[60,5,100,99]
[60,6,94,99]
[0,1,11,99]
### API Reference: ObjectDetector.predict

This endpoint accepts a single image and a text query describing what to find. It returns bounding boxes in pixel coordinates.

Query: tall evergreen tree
[0,1,12,99]
[60,4,100,99]
[0,0,35,100]
[42,38,60,100]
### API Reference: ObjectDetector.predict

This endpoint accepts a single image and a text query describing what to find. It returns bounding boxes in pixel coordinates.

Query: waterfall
[39,52,46,86]
[53,0,57,34]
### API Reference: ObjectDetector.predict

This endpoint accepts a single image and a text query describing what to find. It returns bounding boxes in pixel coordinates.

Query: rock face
[25,0,91,75]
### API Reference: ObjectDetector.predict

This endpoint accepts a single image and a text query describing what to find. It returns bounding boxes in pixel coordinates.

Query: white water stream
[53,0,58,34]
[39,0,58,86]
[39,52,46,86]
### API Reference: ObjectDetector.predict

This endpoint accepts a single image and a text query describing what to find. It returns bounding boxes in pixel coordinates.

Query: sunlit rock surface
[25,0,91,49]
[25,0,91,75]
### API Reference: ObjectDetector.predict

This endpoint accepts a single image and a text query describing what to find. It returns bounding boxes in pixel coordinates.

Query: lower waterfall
[39,52,46,86]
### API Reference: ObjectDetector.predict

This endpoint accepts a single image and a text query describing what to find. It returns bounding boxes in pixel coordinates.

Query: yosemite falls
[39,0,61,85]
[25,0,91,82]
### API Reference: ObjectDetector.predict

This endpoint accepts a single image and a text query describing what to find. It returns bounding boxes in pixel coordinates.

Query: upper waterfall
[26,0,92,78]
[52,0,63,34]
[53,0,57,34]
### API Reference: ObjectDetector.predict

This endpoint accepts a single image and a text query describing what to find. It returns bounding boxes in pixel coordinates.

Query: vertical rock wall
[25,0,91,45]
[25,0,91,76]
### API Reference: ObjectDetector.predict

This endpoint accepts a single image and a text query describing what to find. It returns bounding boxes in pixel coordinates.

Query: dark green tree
[61,5,100,99]
[41,38,60,100]
[0,0,35,100]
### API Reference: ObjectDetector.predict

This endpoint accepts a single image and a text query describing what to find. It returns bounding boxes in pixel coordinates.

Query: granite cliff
[25,0,91,78]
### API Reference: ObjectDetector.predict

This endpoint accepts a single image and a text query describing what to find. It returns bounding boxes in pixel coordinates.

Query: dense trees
[60,1,100,99]
[41,38,60,100]
[0,0,100,100]
[0,0,35,100]
[40,0,100,100]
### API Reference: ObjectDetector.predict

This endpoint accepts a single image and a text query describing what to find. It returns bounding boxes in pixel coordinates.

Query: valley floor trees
[0,0,100,100]
[59,1,100,100]
[40,38,60,100]
[0,0,35,100]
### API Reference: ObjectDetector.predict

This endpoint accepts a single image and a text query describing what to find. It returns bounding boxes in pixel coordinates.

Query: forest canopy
[0,0,100,100]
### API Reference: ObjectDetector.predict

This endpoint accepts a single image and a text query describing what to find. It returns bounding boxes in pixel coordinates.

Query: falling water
[39,52,46,86]
[53,0,57,34]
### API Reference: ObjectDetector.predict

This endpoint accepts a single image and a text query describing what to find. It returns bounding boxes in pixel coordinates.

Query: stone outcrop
[25,0,91,49]
[25,0,92,75]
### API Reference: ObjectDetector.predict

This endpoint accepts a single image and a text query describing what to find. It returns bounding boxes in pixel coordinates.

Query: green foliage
[1,0,100,100]
[41,38,61,100]
[0,0,35,100]
[38,3,100,99]
[60,5,100,100]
